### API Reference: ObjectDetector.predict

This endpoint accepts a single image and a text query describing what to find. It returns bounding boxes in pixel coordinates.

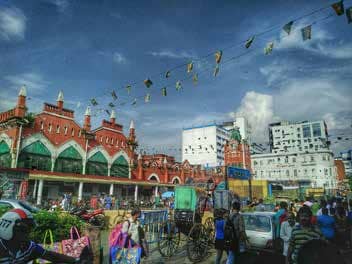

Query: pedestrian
[287,206,325,264]
[316,199,328,216]
[274,201,288,236]
[104,194,112,210]
[317,207,335,241]
[214,209,227,264]
[255,198,265,212]
[334,205,349,248]
[121,208,143,263]
[228,201,249,263]
[280,212,296,257]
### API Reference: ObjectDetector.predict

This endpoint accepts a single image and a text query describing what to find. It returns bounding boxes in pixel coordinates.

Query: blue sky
[0,0,352,160]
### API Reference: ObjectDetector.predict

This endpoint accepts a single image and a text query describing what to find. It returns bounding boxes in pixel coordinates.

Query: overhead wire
[87,0,351,111]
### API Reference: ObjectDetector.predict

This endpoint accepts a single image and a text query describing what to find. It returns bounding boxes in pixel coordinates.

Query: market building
[0,87,222,205]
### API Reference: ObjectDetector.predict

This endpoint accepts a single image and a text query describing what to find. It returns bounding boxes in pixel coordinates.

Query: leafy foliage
[0,208,86,243]
[31,211,86,243]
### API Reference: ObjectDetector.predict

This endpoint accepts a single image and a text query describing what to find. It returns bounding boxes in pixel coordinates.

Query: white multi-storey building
[251,151,337,190]
[269,120,329,154]
[252,120,337,190]
[182,123,230,167]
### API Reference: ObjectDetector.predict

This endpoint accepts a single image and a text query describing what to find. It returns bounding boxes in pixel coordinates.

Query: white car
[0,199,40,214]
[241,211,278,251]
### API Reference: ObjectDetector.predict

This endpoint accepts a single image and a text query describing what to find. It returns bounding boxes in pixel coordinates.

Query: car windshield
[18,201,40,213]
[243,215,271,232]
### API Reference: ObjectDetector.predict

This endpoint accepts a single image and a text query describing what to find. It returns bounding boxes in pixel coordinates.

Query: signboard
[227,167,250,180]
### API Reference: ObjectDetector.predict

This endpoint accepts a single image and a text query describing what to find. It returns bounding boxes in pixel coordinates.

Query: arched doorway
[18,141,52,171]
[110,156,129,178]
[54,146,82,174]
[0,141,11,168]
[86,151,108,176]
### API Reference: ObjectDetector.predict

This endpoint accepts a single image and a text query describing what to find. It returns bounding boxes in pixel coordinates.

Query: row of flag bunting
[88,1,352,116]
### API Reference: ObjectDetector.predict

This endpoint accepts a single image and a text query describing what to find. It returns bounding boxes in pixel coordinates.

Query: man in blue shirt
[317,208,335,240]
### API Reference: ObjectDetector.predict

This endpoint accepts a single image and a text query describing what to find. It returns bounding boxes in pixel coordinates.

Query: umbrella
[161,191,174,199]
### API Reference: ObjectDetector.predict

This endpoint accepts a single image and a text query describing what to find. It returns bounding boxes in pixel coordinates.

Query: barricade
[140,209,168,245]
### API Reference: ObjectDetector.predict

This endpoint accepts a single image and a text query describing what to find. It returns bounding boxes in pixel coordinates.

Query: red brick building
[0,87,222,205]
[224,128,252,171]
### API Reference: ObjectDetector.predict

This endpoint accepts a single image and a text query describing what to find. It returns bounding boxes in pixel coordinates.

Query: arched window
[86,151,108,176]
[18,141,52,171]
[110,155,129,178]
[54,146,82,174]
[0,141,11,168]
[173,178,180,184]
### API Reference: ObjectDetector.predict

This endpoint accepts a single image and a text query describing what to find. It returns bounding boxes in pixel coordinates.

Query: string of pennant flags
[85,0,352,118]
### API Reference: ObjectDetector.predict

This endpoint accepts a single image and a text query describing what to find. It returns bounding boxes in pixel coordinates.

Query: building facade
[0,87,223,205]
[340,149,352,178]
[251,150,337,190]
[182,123,230,167]
[269,120,329,154]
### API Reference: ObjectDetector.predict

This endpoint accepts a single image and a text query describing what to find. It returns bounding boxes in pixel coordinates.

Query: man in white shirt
[280,212,296,257]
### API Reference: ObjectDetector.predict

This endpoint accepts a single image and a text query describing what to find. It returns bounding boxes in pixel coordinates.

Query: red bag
[62,226,90,258]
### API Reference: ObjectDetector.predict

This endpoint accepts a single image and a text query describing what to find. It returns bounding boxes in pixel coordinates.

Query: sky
[0,0,351,161]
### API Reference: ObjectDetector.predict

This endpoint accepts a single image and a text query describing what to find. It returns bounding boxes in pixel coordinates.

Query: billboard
[227,167,251,180]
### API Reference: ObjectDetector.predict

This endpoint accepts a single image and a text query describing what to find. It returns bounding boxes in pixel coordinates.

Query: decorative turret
[15,85,27,118]
[128,120,136,143]
[57,91,64,109]
[83,106,91,131]
[163,157,169,183]
[230,127,242,143]
[110,110,116,124]
[137,153,143,180]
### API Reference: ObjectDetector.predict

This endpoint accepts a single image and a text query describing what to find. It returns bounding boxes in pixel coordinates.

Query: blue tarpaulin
[161,191,174,199]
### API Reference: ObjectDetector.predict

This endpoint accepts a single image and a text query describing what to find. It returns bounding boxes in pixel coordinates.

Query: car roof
[241,211,276,216]
[0,199,18,203]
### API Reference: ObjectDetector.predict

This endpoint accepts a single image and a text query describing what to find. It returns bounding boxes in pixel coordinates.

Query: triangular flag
[111,90,118,100]
[131,98,137,106]
[214,64,220,77]
[161,87,167,96]
[283,21,294,35]
[347,6,352,23]
[90,98,98,106]
[187,62,193,73]
[215,50,223,64]
[108,102,115,108]
[144,79,153,88]
[264,42,274,55]
[301,25,312,41]
[193,73,198,85]
[144,93,151,103]
[105,109,110,116]
[126,85,131,94]
[165,70,171,78]
[245,36,255,48]
[176,81,182,91]
[332,1,345,16]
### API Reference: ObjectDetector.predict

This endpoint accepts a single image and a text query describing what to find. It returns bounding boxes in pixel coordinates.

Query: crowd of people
[214,196,352,264]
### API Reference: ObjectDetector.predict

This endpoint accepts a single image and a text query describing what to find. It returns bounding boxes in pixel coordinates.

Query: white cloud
[234,91,276,142]
[0,7,26,41]
[4,73,50,93]
[148,50,194,59]
[112,52,127,64]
